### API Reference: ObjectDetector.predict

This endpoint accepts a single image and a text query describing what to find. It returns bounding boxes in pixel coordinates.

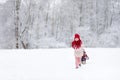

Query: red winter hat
[74,34,80,39]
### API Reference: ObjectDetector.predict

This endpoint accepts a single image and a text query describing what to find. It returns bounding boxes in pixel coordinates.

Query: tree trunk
[14,0,21,49]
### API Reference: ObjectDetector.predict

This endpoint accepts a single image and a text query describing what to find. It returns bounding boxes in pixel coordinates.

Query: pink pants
[75,56,81,67]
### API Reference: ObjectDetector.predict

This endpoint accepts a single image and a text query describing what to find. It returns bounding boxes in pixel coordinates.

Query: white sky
[0,0,7,3]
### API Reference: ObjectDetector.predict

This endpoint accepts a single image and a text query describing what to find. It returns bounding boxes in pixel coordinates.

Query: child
[72,34,84,69]
[81,50,89,64]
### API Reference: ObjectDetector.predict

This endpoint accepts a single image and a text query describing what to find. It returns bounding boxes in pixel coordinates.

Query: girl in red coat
[72,34,84,69]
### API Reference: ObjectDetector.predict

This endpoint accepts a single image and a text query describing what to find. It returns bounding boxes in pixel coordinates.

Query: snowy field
[0,48,120,80]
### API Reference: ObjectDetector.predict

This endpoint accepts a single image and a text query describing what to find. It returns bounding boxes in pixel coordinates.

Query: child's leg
[75,56,78,68]
[77,57,81,65]
[75,56,80,68]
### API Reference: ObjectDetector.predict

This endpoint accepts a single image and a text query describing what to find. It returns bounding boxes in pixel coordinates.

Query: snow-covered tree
[0,0,120,48]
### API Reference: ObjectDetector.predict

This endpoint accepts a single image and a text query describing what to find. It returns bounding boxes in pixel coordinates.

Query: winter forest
[0,0,120,49]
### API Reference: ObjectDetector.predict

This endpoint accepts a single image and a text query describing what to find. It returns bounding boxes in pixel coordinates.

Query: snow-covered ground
[0,48,120,80]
